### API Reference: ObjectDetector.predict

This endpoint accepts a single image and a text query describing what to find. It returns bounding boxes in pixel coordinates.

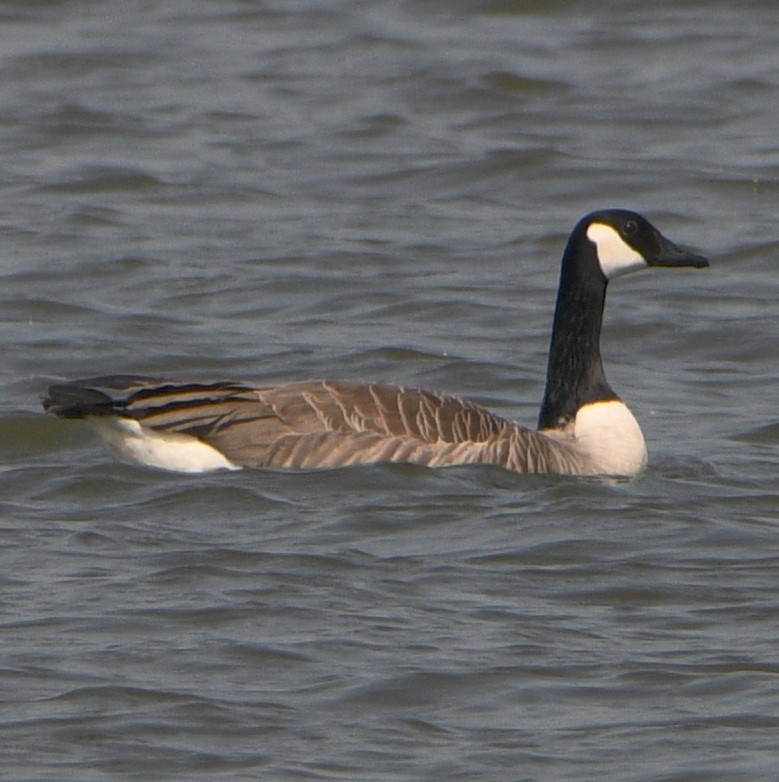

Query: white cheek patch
[587,222,647,279]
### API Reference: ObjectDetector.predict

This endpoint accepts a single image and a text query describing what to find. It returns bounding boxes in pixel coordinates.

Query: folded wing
[45,376,585,473]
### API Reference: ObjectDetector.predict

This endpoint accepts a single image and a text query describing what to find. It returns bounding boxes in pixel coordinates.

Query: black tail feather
[43,383,115,418]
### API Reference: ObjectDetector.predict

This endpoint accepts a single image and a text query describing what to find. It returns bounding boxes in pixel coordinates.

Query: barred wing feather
[44,377,587,473]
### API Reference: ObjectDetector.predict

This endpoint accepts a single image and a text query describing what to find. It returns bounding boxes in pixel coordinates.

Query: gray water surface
[2,1,778,780]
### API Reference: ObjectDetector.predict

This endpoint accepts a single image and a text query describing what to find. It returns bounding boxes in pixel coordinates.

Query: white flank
[86,416,240,473]
[573,400,648,477]
[586,222,646,279]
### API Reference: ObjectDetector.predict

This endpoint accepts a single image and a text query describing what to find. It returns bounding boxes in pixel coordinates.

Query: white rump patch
[573,400,647,477]
[587,222,646,279]
[86,416,240,473]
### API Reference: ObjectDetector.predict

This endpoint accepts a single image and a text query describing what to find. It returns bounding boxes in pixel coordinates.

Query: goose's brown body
[44,377,590,474]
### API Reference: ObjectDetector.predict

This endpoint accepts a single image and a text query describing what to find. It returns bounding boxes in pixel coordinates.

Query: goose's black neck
[537,231,618,430]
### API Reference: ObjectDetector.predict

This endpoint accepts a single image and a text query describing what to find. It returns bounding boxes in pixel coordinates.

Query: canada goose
[44,209,708,477]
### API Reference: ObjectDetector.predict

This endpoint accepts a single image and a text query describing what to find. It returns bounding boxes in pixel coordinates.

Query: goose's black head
[570,209,709,281]
[539,210,709,432]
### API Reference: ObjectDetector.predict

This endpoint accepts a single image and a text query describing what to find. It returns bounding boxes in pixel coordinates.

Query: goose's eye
[622,220,638,237]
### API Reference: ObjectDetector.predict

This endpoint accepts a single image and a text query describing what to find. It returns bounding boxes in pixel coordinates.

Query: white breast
[573,400,648,477]
[86,416,239,473]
